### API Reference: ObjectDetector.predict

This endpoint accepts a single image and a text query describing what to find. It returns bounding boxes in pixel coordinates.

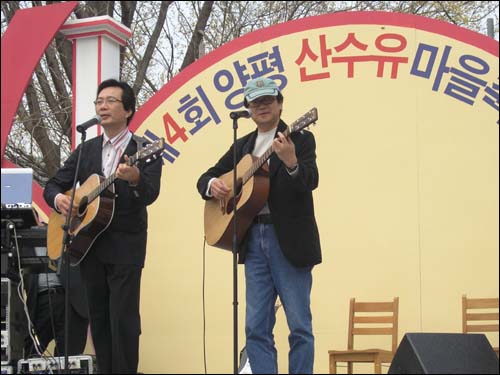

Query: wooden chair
[328,297,399,374]
[462,294,499,357]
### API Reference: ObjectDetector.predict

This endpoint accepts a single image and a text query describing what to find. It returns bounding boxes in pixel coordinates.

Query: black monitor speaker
[388,333,499,374]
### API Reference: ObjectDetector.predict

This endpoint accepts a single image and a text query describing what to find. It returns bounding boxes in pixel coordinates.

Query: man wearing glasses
[44,79,162,374]
[197,77,322,374]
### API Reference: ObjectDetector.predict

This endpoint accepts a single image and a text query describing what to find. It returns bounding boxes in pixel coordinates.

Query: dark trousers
[25,289,88,357]
[80,250,142,374]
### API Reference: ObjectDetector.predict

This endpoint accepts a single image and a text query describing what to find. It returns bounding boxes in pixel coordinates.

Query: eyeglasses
[248,96,276,108]
[93,97,123,106]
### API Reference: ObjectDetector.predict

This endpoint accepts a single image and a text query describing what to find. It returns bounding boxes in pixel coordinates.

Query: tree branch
[180,1,214,70]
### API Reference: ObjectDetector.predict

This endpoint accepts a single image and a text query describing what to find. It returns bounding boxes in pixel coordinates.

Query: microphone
[76,115,102,133]
[229,109,252,120]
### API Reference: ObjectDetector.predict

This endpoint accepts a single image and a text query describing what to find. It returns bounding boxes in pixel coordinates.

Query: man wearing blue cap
[197,77,321,374]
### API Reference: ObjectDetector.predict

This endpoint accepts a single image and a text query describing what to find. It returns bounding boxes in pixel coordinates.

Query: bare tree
[180,1,214,70]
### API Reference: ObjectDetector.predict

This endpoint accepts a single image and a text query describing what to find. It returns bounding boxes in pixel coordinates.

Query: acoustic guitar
[47,138,165,265]
[204,108,318,250]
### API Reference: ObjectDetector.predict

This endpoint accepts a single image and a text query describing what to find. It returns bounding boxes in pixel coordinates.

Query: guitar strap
[130,134,147,198]
[132,134,146,166]
[132,134,145,153]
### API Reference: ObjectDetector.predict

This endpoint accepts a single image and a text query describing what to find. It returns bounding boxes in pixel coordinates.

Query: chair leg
[374,360,382,374]
[329,357,337,374]
[347,362,353,374]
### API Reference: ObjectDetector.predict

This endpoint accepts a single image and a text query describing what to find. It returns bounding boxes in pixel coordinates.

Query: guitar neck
[87,154,138,202]
[86,174,117,202]
[242,127,291,184]
[239,108,317,185]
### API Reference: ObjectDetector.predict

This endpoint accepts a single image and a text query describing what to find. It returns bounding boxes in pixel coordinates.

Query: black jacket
[197,120,322,267]
[43,134,162,266]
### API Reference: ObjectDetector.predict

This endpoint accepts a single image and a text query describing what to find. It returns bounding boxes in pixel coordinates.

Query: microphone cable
[202,237,207,374]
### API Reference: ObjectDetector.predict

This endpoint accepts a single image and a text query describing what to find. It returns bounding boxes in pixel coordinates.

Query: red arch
[1,2,77,216]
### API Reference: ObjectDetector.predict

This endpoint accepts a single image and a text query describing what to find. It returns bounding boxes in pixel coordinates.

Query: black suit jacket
[197,120,322,267]
[43,134,162,266]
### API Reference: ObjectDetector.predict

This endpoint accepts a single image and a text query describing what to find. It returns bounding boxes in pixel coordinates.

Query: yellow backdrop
[124,13,499,373]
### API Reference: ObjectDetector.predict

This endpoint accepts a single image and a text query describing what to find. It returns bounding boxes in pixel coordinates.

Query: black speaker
[388,333,499,374]
[1,278,27,365]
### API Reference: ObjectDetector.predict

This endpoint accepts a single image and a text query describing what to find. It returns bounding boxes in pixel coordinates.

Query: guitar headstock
[135,138,165,164]
[290,108,318,134]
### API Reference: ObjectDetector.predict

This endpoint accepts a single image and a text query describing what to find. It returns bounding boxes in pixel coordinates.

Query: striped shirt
[102,127,132,177]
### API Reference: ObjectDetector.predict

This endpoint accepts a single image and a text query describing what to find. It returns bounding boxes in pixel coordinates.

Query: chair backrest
[462,295,499,335]
[348,297,399,352]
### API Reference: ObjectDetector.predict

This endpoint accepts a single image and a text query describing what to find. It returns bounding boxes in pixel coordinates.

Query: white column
[59,16,132,148]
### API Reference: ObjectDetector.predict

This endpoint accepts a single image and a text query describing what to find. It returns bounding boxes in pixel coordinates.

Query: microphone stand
[57,129,86,370]
[231,114,239,374]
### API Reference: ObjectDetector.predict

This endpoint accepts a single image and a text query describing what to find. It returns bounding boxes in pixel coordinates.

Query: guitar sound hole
[225,179,243,214]
[78,196,88,217]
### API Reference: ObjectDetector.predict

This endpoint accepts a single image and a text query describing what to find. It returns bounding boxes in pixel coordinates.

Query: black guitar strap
[131,134,146,167]
[132,133,145,153]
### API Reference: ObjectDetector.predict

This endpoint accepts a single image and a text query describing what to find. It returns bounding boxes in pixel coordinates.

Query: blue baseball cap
[244,77,279,103]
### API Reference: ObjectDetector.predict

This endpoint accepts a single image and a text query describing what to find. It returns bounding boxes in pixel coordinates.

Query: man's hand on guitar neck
[273,131,298,170]
[116,155,141,185]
